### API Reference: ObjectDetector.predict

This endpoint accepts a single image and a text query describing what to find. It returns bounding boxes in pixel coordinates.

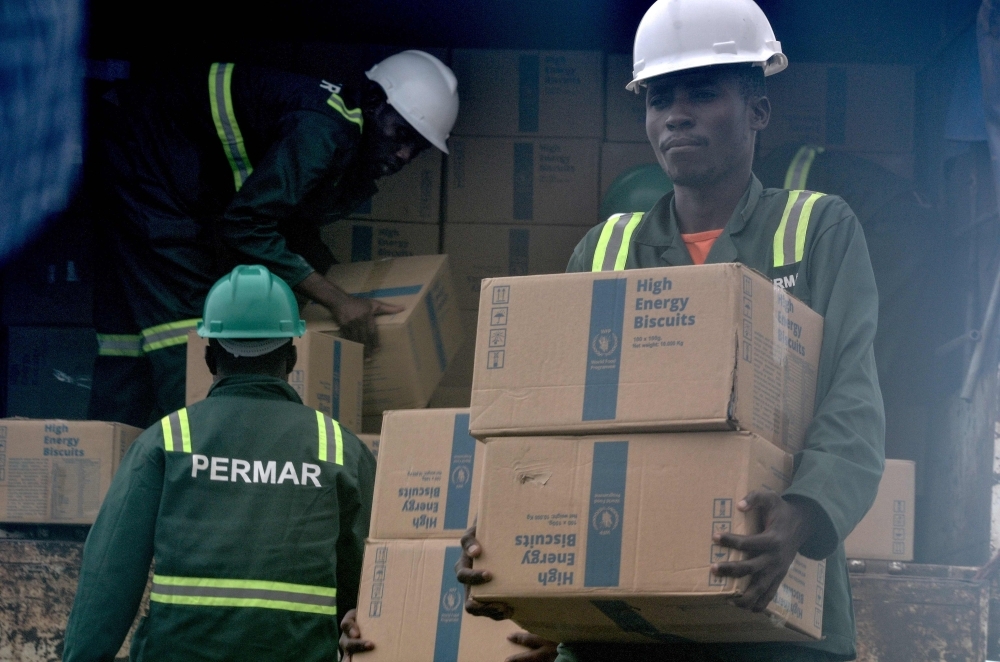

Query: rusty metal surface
[0,540,148,662]
[850,561,988,662]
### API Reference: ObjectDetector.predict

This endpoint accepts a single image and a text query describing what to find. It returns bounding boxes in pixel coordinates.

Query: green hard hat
[600,163,673,221]
[198,265,306,339]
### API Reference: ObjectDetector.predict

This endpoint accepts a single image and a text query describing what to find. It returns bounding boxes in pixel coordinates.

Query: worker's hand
[710,490,819,612]
[339,608,375,659]
[331,295,403,358]
[504,632,560,662]
[455,526,514,621]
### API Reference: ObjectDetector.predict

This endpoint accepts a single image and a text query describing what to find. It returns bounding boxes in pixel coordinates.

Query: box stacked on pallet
[466,264,830,644]
[356,408,529,661]
[435,50,605,408]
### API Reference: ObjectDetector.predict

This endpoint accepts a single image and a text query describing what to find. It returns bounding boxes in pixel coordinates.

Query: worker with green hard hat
[63,265,376,662]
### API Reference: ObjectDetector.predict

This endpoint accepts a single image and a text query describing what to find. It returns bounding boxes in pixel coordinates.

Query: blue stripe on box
[425,294,448,373]
[508,228,530,276]
[351,225,374,262]
[584,441,628,587]
[517,54,540,133]
[434,546,466,662]
[331,340,341,420]
[582,278,627,421]
[443,413,476,530]
[513,143,534,221]
[355,285,423,299]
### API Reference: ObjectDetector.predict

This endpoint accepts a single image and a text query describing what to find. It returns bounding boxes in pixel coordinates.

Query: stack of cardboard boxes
[436,50,606,407]
[465,263,831,643]
[354,408,528,661]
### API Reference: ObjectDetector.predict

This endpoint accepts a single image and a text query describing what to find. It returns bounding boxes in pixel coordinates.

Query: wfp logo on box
[591,330,619,358]
[591,506,620,535]
[450,464,471,490]
[441,587,462,612]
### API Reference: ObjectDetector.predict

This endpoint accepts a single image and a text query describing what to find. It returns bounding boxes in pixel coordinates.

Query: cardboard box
[451,49,603,138]
[362,415,384,435]
[600,142,661,199]
[473,432,824,643]
[304,255,464,414]
[438,310,478,388]
[443,224,589,310]
[185,330,364,433]
[7,327,97,420]
[370,409,482,539]
[356,539,529,662]
[845,459,915,561]
[348,149,442,223]
[428,386,472,409]
[447,138,600,226]
[761,63,914,154]
[470,263,823,450]
[357,434,380,460]
[604,53,647,143]
[322,220,439,264]
[0,419,141,523]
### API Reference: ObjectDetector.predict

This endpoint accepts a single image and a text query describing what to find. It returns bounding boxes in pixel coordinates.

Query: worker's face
[361,103,432,179]
[645,68,769,188]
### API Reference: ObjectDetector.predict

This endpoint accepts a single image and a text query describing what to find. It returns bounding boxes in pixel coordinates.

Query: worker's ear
[285,344,298,376]
[748,94,770,133]
[205,343,218,376]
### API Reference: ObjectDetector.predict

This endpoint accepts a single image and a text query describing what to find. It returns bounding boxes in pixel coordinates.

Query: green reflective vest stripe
[209,63,254,191]
[96,333,143,357]
[783,145,824,190]
[316,411,344,465]
[141,319,200,353]
[326,94,363,129]
[150,574,337,616]
[591,212,644,272]
[773,190,825,268]
[161,408,192,454]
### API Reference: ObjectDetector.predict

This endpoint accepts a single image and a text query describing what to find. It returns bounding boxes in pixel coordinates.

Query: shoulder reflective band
[209,63,254,191]
[151,574,337,616]
[316,411,344,465]
[773,190,824,268]
[326,94,363,129]
[141,319,200,353]
[161,408,192,453]
[783,145,824,191]
[96,333,143,357]
[591,212,644,272]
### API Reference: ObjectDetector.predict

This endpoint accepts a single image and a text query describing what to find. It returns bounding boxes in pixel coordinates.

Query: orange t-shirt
[680,229,725,265]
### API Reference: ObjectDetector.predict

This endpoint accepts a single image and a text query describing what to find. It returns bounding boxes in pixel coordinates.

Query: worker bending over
[89,50,459,428]
[64,265,376,661]
[431,1,885,661]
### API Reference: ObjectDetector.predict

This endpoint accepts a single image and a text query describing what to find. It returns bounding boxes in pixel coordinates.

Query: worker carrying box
[411,0,887,659]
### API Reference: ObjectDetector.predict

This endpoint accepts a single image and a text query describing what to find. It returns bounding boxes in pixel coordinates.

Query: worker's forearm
[295,272,353,317]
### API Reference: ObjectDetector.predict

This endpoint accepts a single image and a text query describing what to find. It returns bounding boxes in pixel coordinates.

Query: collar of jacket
[206,374,304,404]
[632,174,763,266]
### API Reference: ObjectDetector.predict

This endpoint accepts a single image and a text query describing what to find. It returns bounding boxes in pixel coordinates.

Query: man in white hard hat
[454,1,884,661]
[88,51,459,428]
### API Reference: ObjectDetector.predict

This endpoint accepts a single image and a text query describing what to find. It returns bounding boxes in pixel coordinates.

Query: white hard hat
[366,50,459,154]
[628,0,788,93]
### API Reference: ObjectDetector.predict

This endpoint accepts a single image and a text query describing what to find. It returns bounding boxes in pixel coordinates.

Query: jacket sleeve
[62,432,165,662]
[336,437,377,620]
[217,110,357,288]
[783,208,886,559]
[278,217,337,275]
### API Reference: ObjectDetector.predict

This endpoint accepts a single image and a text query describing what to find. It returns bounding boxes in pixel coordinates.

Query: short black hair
[207,338,294,377]
[733,64,767,101]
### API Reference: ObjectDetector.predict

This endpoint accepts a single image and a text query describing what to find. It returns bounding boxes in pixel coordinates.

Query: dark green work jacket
[560,175,886,661]
[62,375,376,662]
